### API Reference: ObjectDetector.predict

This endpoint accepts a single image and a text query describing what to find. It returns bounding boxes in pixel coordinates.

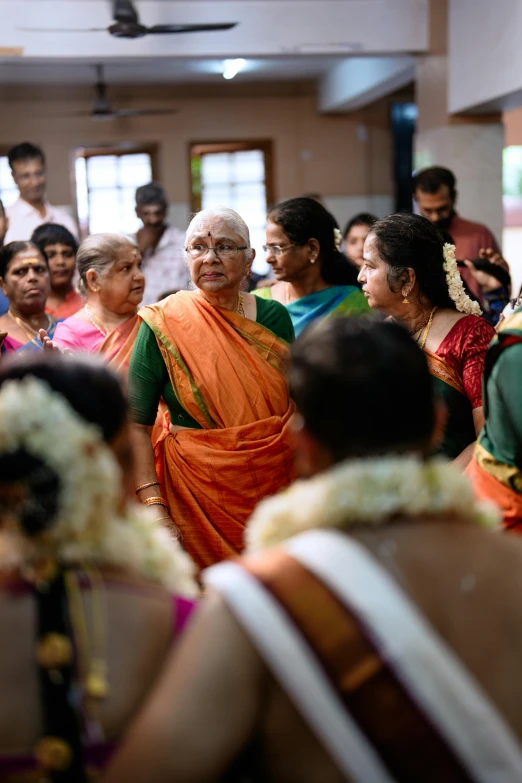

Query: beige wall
[504,108,522,147]
[0,83,393,216]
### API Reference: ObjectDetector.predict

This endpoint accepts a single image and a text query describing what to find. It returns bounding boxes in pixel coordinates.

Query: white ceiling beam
[448,0,522,113]
[319,56,415,113]
[2,0,429,59]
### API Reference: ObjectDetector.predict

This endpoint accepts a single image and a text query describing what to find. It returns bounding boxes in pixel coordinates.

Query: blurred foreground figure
[0,354,196,781]
[105,319,522,783]
[467,304,522,532]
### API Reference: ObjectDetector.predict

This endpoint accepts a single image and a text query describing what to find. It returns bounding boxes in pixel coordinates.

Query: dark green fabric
[432,375,476,461]
[479,341,522,468]
[129,296,294,427]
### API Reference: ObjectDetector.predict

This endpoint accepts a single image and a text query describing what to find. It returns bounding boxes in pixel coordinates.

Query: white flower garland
[245,454,499,553]
[443,243,482,316]
[334,227,342,251]
[0,378,197,596]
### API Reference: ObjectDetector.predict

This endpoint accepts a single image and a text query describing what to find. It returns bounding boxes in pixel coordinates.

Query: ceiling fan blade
[146,22,237,34]
[113,0,139,24]
[18,27,107,32]
[112,108,179,117]
[93,65,113,112]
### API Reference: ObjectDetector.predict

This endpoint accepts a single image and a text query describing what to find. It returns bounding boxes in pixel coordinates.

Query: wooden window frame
[189,140,274,213]
[75,143,159,176]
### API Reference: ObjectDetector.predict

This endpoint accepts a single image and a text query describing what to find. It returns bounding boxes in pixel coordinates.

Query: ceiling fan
[63,64,178,121]
[21,0,238,38]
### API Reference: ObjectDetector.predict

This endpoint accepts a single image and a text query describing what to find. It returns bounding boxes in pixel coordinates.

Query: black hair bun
[0,449,60,536]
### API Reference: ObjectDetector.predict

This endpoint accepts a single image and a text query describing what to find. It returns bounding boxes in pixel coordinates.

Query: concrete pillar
[414,0,504,246]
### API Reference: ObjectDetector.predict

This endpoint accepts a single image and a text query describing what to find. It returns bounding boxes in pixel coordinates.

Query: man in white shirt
[132,182,189,305]
[4,142,79,245]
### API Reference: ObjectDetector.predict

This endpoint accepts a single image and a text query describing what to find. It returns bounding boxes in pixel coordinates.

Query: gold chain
[409,312,432,337]
[84,304,108,337]
[236,292,245,317]
[418,306,438,350]
[8,310,51,343]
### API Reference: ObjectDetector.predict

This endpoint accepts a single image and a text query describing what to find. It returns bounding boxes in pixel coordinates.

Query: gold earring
[402,293,410,304]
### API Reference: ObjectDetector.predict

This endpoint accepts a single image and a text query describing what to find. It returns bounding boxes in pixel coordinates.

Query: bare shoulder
[269,282,287,305]
[242,291,258,320]
[437,308,468,328]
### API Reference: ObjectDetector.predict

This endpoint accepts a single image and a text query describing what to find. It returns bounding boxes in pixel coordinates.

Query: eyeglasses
[262,244,296,257]
[185,243,248,259]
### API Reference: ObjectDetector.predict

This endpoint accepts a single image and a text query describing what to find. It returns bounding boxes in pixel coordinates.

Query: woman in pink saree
[51,234,144,374]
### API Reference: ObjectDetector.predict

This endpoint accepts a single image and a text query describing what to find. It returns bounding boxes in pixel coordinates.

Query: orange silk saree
[140,292,295,569]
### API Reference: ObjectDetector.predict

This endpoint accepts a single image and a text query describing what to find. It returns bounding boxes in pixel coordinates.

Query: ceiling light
[222,59,245,80]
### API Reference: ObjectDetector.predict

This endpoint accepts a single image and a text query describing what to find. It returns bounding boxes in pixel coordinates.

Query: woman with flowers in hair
[0,353,197,782]
[358,213,495,467]
[255,197,369,336]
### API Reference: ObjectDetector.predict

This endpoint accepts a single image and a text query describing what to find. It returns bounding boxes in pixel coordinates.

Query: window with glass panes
[0,156,20,208]
[75,147,155,236]
[190,141,274,275]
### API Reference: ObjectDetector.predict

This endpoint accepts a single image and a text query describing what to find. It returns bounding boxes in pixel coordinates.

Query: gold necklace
[236,292,245,317]
[418,306,438,350]
[84,304,108,337]
[409,311,432,337]
[8,309,51,342]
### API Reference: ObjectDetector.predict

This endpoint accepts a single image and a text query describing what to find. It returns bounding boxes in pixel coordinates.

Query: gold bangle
[155,516,171,522]
[143,498,170,515]
[135,481,160,495]
[142,496,165,505]
[146,502,169,512]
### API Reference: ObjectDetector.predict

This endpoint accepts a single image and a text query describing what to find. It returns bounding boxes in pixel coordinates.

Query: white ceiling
[0,56,346,85]
[0,0,425,114]
[0,0,428,70]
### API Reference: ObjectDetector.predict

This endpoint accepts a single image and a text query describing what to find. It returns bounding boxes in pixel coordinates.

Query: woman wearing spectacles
[128,206,295,569]
[255,197,369,336]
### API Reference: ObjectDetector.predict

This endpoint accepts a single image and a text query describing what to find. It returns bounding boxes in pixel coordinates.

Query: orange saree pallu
[98,314,141,377]
[141,292,295,569]
[97,313,168,444]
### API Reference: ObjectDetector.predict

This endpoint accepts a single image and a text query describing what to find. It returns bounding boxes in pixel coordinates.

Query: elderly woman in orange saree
[129,207,295,569]
[42,234,144,375]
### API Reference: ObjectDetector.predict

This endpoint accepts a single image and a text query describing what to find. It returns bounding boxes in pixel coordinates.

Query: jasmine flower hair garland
[0,377,197,596]
[443,243,482,316]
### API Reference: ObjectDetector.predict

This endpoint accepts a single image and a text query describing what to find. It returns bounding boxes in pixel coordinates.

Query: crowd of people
[0,139,522,781]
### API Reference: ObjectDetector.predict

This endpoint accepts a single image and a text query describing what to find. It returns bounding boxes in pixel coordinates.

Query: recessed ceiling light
[222,59,246,80]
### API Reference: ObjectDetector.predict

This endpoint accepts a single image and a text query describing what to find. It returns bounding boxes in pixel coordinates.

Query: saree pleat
[140,292,295,568]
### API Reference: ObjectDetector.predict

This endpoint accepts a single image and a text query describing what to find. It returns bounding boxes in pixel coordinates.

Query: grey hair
[77,234,139,296]
[185,206,254,261]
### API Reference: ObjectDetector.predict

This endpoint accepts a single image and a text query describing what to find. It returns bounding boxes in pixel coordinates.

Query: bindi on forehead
[16,257,43,266]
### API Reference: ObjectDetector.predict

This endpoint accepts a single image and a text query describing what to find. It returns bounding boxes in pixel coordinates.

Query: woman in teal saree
[255,198,369,336]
